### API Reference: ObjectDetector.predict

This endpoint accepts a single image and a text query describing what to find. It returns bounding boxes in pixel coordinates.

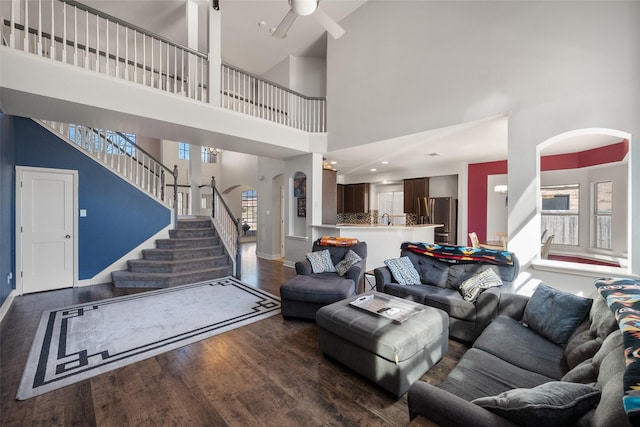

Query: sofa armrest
[344,260,365,292]
[497,292,530,320]
[408,382,517,427]
[295,260,313,275]
[473,286,504,336]
[373,266,396,292]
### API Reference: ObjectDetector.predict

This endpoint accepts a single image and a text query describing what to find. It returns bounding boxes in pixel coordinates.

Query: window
[242,190,257,232]
[178,142,190,160]
[201,147,219,164]
[378,191,405,225]
[594,181,612,249]
[541,184,579,246]
[68,125,136,156]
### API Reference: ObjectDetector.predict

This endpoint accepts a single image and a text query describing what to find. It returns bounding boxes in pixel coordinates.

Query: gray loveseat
[374,247,520,342]
[408,284,629,427]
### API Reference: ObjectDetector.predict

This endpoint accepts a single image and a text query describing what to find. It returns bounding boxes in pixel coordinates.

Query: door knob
[65,235,71,239]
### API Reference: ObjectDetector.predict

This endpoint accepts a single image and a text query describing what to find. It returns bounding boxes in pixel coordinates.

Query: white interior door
[18,167,76,294]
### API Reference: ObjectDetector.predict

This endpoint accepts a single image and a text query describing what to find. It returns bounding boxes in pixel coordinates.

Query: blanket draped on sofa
[596,277,640,426]
[401,242,514,266]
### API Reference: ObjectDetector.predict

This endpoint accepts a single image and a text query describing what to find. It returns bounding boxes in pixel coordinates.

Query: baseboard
[256,251,284,260]
[0,290,18,323]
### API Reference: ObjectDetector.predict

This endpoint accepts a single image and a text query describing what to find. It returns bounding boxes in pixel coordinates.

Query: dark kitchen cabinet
[337,184,344,214]
[403,177,429,214]
[342,183,369,213]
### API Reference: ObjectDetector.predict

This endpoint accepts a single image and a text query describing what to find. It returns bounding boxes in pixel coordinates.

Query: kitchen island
[312,224,443,273]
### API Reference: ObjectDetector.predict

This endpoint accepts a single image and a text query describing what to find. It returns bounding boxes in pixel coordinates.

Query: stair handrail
[210,176,241,279]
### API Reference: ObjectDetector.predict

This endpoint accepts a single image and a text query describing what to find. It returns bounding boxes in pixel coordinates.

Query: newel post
[172,165,179,227]
[211,176,216,219]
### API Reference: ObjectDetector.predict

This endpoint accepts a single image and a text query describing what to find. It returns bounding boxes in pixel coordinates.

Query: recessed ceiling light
[258,20,266,27]
[269,27,276,34]
[330,161,337,165]
[370,168,377,172]
[381,161,389,164]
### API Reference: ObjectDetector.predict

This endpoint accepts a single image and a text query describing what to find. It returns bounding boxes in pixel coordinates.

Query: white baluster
[173,45,178,94]
[84,9,88,68]
[61,1,66,62]
[73,6,78,66]
[49,0,55,59]
[105,19,109,75]
[23,0,29,52]
[37,0,42,55]
[115,22,119,78]
[142,35,146,86]
[133,30,137,82]
[95,14,99,71]
[124,26,128,80]
[150,37,154,88]
[9,0,15,47]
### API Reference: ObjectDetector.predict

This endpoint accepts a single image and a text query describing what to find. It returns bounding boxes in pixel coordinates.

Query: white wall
[256,157,286,260]
[329,1,640,292]
[487,174,508,240]
[429,175,458,198]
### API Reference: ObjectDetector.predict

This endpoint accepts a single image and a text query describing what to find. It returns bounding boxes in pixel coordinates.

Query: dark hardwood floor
[0,242,466,426]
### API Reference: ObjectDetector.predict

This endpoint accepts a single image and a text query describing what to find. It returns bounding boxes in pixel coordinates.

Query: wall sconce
[494,185,508,194]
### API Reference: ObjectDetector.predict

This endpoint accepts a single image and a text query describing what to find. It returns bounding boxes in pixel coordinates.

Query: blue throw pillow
[522,284,592,346]
[306,249,336,274]
[384,256,421,285]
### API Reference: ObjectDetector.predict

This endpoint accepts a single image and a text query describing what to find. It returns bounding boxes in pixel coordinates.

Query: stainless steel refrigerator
[420,197,457,245]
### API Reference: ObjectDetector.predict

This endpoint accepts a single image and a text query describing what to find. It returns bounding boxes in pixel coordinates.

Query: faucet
[381,213,391,226]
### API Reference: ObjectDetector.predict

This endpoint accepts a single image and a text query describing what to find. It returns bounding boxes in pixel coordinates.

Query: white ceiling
[79,0,622,182]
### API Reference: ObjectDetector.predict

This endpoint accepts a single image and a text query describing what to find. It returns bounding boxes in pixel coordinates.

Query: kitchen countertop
[327,224,443,229]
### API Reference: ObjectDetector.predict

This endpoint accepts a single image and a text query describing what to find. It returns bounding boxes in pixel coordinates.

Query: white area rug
[17,277,280,400]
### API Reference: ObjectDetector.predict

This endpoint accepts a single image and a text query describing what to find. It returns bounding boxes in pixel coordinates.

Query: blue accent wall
[0,114,16,306]
[8,115,170,281]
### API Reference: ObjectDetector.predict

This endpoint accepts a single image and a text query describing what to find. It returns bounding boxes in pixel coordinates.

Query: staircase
[111,217,233,288]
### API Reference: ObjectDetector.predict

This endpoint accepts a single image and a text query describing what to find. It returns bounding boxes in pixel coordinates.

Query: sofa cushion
[439,348,554,402]
[420,287,477,321]
[306,249,336,273]
[459,268,503,302]
[473,316,568,379]
[522,283,592,346]
[403,251,450,287]
[335,249,362,276]
[471,381,601,427]
[384,256,421,285]
[564,295,617,369]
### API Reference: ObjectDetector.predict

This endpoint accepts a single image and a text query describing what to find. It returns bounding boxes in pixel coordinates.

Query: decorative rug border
[17,277,280,400]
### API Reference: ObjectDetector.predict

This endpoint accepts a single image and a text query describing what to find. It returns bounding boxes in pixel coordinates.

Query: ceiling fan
[272,0,346,40]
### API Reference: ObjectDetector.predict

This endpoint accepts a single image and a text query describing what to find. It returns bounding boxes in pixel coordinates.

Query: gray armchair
[280,241,367,320]
[295,241,368,292]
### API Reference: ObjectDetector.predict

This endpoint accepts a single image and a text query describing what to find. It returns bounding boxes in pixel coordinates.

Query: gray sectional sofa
[408,284,630,427]
[374,247,520,342]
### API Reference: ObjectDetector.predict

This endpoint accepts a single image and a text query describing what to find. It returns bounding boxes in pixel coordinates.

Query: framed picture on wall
[297,198,306,217]
[294,177,306,198]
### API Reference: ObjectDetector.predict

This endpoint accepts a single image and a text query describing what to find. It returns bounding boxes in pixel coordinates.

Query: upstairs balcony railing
[0,0,326,132]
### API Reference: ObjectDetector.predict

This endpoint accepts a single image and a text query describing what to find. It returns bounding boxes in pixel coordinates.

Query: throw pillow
[522,283,593,346]
[472,381,601,427]
[384,257,421,285]
[306,249,336,274]
[459,268,503,302]
[335,250,362,276]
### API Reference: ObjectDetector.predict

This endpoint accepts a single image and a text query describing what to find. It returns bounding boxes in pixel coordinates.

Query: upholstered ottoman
[280,275,356,320]
[316,292,449,397]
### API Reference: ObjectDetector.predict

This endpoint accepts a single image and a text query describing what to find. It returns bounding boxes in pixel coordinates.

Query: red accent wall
[541,140,628,171]
[467,140,627,246]
[467,160,507,244]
